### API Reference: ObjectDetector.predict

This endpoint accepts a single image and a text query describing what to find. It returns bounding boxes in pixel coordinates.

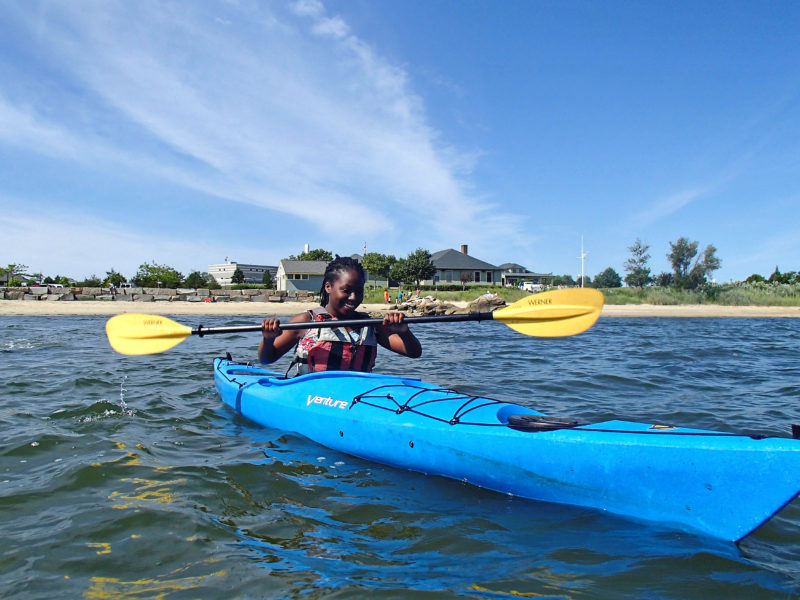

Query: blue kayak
[214,358,800,541]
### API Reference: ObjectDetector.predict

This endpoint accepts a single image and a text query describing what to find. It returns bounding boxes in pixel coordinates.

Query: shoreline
[1,300,800,318]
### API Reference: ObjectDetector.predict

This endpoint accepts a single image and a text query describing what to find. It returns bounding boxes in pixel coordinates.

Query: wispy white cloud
[628,187,707,228]
[0,0,523,262]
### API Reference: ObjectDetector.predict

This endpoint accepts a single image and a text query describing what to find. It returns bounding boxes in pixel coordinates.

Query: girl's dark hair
[319,256,365,306]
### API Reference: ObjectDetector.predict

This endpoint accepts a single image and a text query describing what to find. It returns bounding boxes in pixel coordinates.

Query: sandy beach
[1,299,800,318]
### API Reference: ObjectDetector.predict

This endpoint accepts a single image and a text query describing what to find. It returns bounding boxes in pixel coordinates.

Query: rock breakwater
[0,286,316,304]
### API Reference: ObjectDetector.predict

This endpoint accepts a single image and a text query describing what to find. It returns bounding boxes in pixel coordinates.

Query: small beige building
[276,260,328,292]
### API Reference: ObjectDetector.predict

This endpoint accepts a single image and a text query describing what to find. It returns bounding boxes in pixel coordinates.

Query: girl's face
[325,268,364,317]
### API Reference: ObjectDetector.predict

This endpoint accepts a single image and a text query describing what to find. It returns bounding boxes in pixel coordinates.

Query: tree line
[5,237,794,292]
[548,237,723,289]
[0,247,439,290]
[0,261,222,290]
[290,248,436,287]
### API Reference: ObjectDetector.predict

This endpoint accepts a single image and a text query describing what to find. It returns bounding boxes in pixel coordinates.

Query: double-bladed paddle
[105,288,604,355]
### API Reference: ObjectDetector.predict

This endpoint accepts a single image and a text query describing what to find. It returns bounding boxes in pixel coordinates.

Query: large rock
[82,287,104,296]
[134,294,154,302]
[467,293,506,313]
[215,295,230,302]
[75,294,96,301]
[153,295,172,302]
[250,295,268,302]
[196,289,210,297]
[30,286,48,296]
[177,288,196,295]
[268,295,283,302]
[113,295,133,302]
[401,297,464,316]
[5,291,24,300]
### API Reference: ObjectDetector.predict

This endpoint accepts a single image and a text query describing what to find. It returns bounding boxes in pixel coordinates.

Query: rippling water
[1,315,799,599]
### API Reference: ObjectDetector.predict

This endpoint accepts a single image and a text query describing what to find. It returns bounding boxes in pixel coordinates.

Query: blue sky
[1,1,798,282]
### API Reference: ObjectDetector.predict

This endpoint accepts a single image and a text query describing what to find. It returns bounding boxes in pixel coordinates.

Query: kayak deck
[214,358,800,541]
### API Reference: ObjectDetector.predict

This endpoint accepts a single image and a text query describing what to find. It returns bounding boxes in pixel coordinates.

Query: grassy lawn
[602,284,800,306]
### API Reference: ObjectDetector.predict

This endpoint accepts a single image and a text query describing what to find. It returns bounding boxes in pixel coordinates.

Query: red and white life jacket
[291,307,377,374]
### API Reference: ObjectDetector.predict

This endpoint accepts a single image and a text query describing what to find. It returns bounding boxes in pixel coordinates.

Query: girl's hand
[382,312,409,333]
[261,318,282,339]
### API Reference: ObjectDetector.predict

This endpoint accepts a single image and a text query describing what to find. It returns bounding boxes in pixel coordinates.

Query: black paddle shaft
[193,312,495,337]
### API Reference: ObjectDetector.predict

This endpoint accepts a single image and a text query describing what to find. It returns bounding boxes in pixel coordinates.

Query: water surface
[1,315,799,598]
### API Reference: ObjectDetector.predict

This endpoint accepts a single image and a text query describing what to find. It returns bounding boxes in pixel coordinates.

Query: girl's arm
[375,312,422,358]
[258,312,312,364]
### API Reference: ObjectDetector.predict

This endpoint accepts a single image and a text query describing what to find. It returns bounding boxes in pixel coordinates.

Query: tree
[655,271,673,287]
[132,261,184,288]
[624,238,652,287]
[1,263,29,284]
[668,238,721,289]
[231,268,245,284]
[360,252,396,288]
[389,258,411,285]
[402,248,436,286]
[745,273,766,284]
[577,274,592,288]
[262,270,273,288]
[459,272,474,290]
[185,271,213,288]
[103,269,127,288]
[552,274,576,287]
[76,274,102,287]
[767,266,796,285]
[594,267,622,288]
[691,244,721,283]
[289,248,333,261]
[668,237,699,282]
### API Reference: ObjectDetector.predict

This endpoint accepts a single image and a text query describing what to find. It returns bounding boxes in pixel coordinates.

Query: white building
[208,261,277,286]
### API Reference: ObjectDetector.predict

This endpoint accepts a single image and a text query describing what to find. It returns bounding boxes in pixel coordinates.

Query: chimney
[461,244,468,255]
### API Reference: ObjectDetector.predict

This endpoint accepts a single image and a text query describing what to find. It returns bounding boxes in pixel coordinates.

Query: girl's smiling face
[324,268,364,317]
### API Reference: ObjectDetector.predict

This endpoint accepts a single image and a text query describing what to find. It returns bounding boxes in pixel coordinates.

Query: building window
[474,271,481,282]
[445,271,452,282]
[486,272,493,283]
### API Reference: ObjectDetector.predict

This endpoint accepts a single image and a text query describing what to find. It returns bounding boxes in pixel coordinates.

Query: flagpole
[578,237,587,288]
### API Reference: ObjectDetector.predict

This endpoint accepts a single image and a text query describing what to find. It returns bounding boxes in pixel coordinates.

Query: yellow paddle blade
[493,288,604,337]
[105,313,193,355]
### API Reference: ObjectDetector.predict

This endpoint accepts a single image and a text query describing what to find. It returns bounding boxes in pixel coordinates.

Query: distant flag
[362,242,367,254]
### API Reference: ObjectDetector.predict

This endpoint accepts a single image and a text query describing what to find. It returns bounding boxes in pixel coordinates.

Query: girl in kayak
[259,256,421,374]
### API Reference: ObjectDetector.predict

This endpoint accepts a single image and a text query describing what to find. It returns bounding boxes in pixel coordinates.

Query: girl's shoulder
[288,311,314,323]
